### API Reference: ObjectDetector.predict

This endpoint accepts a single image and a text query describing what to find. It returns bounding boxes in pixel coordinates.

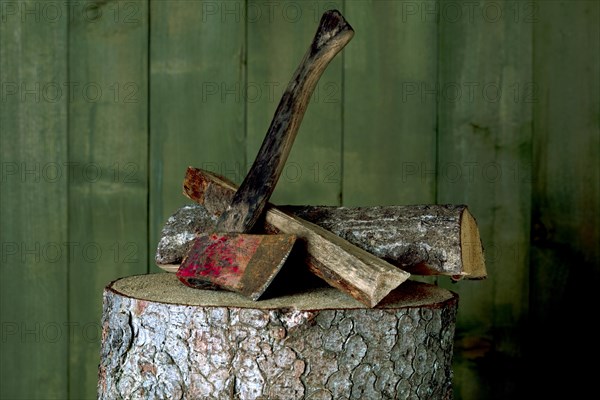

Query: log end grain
[459,208,487,279]
[98,273,458,399]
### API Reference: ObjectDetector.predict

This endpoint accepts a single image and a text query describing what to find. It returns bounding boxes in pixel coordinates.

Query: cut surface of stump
[98,273,457,399]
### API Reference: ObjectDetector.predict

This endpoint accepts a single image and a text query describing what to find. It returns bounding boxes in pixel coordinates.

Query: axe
[177,10,355,300]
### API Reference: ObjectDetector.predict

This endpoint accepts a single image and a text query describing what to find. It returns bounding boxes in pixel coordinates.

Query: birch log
[98,273,457,399]
[284,204,487,279]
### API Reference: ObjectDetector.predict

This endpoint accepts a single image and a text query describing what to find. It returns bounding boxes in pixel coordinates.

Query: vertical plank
[343,0,438,206]
[436,1,532,398]
[0,1,69,398]
[68,1,148,398]
[247,0,344,206]
[150,0,246,268]
[531,1,599,397]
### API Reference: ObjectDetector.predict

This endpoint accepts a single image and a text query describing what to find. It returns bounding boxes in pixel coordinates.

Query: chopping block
[98,273,457,399]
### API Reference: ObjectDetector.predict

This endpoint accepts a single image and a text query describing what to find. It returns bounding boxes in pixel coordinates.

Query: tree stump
[98,273,457,399]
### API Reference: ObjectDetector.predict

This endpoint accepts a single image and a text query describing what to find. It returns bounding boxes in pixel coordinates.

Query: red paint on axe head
[177,233,261,290]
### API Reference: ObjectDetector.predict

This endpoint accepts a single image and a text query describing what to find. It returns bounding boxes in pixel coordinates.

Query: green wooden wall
[1,1,598,399]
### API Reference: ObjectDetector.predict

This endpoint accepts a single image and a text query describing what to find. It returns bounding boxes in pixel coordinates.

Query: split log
[98,273,457,399]
[264,208,410,306]
[156,167,486,279]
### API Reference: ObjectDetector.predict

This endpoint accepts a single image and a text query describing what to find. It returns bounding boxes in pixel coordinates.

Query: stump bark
[98,274,457,399]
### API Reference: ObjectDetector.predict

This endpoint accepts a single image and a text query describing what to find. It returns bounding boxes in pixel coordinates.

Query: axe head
[177,233,296,300]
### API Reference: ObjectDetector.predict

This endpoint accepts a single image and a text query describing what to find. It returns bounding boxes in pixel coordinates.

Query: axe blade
[177,233,296,300]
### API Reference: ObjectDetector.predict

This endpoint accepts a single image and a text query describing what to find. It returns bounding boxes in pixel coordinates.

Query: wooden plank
[531,0,600,324]
[150,0,246,271]
[436,1,533,397]
[67,1,148,398]
[531,1,599,396]
[343,0,438,206]
[247,0,344,206]
[0,2,69,398]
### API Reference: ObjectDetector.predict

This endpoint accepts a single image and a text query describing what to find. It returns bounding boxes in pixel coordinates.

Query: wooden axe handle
[217,10,354,232]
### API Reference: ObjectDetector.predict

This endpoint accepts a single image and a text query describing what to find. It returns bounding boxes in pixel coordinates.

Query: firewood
[169,168,411,307]
[156,168,487,279]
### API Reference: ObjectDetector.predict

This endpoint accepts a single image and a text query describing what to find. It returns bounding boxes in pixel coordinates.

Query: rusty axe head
[176,10,354,300]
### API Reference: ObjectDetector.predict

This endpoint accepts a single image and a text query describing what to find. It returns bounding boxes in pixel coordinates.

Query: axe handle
[217,10,354,232]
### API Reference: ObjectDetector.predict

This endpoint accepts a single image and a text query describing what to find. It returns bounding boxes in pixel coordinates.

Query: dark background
[1,1,598,398]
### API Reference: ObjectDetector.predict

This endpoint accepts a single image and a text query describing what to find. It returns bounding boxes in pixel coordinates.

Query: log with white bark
[284,204,487,279]
[98,273,457,399]
[156,168,486,279]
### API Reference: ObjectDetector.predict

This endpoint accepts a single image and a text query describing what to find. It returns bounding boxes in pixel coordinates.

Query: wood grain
[343,1,438,206]
[67,1,149,397]
[149,0,246,272]
[436,1,533,397]
[531,1,599,397]
[0,2,69,398]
